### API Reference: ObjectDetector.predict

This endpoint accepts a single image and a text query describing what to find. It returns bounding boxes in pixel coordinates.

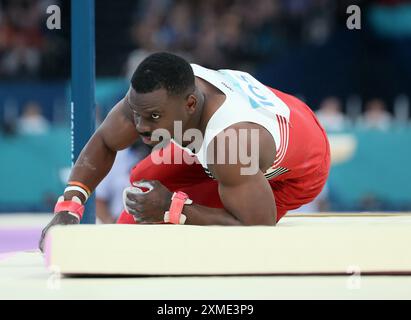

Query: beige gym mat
[44,214,411,276]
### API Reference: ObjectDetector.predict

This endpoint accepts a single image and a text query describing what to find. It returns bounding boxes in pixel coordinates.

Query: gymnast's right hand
[38,196,82,253]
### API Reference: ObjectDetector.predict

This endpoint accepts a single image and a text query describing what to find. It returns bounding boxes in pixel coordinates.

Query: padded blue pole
[71,0,96,224]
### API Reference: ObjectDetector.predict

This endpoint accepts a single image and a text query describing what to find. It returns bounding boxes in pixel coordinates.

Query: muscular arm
[183,123,277,226]
[39,96,139,251]
[66,98,139,203]
[183,171,277,226]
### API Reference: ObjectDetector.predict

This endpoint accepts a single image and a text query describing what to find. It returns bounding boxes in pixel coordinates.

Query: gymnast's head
[127,52,203,146]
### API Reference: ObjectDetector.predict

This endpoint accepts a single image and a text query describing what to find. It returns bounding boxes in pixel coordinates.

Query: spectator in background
[124,16,161,79]
[0,0,68,79]
[17,101,49,135]
[125,0,194,78]
[0,0,44,78]
[0,120,16,137]
[125,0,284,75]
[360,98,392,131]
[95,140,151,224]
[359,193,385,212]
[316,96,349,132]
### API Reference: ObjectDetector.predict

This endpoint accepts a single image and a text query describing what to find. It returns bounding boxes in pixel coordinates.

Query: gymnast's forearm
[64,99,138,204]
[65,132,117,203]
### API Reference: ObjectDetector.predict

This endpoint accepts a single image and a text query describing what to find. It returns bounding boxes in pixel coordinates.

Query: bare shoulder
[97,97,139,151]
[106,97,134,123]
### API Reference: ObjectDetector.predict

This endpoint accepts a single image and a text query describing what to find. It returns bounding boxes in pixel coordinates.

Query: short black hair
[131,52,195,96]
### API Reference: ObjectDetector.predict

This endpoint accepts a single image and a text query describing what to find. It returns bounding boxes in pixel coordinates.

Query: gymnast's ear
[185,94,197,115]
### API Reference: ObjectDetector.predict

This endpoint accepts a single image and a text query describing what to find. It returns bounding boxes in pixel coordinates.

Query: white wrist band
[64,186,89,202]
[164,211,187,225]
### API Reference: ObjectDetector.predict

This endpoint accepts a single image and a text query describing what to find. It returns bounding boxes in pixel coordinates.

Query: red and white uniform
[117,64,330,224]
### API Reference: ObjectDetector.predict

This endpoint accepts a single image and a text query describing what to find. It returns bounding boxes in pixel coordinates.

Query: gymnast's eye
[151,113,160,120]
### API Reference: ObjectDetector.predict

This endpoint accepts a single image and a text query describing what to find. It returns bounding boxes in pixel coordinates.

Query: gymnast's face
[127,87,197,147]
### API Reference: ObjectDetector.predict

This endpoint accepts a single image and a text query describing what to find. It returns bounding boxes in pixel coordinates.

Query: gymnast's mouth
[138,131,153,144]
[140,135,152,144]
[139,132,166,145]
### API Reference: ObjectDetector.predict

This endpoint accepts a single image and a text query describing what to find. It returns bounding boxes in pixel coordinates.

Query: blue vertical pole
[71,0,96,224]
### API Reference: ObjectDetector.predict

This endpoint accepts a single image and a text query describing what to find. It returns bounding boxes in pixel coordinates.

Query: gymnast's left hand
[123,180,173,223]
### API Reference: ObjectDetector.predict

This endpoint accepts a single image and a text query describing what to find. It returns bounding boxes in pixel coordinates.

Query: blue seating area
[0,127,70,212]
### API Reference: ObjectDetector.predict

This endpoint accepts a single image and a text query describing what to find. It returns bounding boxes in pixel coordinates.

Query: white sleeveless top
[183,64,291,178]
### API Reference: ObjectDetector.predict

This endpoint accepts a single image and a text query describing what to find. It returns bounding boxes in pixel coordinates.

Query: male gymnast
[40,52,330,250]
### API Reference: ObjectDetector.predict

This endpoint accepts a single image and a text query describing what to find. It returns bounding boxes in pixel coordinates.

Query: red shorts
[117,88,330,224]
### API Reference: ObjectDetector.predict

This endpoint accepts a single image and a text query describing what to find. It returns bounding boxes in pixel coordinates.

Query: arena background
[0,0,410,257]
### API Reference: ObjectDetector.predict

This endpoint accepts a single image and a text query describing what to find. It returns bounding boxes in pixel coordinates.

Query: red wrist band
[54,200,85,220]
[168,192,190,224]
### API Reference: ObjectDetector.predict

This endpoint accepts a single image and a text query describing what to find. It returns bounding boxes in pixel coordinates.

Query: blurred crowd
[125,0,356,76]
[0,0,410,215]
[315,95,410,132]
[0,0,409,144]
[3,94,408,138]
[0,0,68,79]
